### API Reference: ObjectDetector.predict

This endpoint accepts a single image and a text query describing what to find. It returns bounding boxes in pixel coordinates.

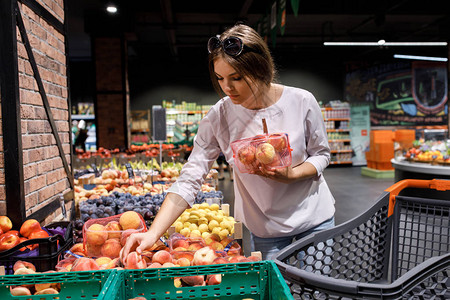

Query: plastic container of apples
[231,132,293,174]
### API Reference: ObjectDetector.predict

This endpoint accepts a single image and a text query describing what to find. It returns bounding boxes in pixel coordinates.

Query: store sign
[344,61,448,126]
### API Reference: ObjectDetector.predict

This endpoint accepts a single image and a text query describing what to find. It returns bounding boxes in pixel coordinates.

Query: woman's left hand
[253,161,318,184]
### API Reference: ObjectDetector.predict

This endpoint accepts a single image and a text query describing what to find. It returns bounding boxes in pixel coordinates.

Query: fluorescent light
[394,54,448,62]
[323,41,448,46]
[106,5,118,14]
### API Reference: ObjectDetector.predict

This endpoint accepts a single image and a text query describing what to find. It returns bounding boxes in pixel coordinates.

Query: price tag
[125,163,135,178]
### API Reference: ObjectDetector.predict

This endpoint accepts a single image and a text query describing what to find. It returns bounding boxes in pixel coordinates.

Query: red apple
[19,219,41,238]
[0,232,20,251]
[0,216,13,232]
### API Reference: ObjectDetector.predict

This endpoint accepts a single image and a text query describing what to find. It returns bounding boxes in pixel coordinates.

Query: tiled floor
[217,166,395,255]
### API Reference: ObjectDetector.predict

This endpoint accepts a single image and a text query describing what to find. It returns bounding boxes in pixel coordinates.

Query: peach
[188,242,203,251]
[219,236,235,248]
[247,255,261,262]
[171,238,189,250]
[0,216,13,232]
[268,133,287,151]
[204,233,221,245]
[119,211,142,230]
[101,238,122,258]
[162,262,176,268]
[209,241,224,251]
[152,250,172,265]
[238,145,256,166]
[70,243,87,256]
[206,274,222,285]
[255,143,276,164]
[10,286,31,296]
[125,251,146,269]
[172,251,194,262]
[213,257,229,264]
[19,219,42,238]
[86,224,108,246]
[105,221,122,239]
[181,275,205,286]
[95,256,112,267]
[13,260,36,272]
[14,267,35,275]
[147,262,162,268]
[35,281,61,293]
[174,277,182,287]
[34,288,59,295]
[193,246,216,266]
[71,257,100,271]
[173,247,188,252]
[175,257,191,267]
[229,255,246,263]
[238,258,253,262]
[86,243,102,257]
[104,258,120,269]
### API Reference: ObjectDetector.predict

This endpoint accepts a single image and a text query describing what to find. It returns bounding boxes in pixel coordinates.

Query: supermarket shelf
[72,114,95,120]
[329,139,351,142]
[327,129,351,132]
[330,161,353,165]
[324,118,351,121]
[331,150,352,153]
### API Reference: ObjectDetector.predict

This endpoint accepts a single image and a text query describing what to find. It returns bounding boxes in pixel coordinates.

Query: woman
[122,24,335,261]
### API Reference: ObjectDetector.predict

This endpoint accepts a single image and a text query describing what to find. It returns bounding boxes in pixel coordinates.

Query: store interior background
[67,0,450,111]
[66,0,449,230]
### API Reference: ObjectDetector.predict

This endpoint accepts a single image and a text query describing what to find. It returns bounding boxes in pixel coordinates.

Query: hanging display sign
[350,105,371,166]
[279,0,287,35]
[270,1,277,47]
[291,0,300,17]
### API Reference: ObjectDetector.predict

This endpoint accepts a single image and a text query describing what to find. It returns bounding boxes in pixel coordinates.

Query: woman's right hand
[120,231,157,264]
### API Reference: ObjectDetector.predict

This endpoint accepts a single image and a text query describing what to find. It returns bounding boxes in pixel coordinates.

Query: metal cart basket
[274,179,450,299]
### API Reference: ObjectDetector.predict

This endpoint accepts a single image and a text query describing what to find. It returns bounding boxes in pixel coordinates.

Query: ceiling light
[106,5,118,14]
[394,54,448,62]
[323,41,448,46]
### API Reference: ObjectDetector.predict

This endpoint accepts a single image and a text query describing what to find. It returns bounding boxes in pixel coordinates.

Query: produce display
[403,139,450,164]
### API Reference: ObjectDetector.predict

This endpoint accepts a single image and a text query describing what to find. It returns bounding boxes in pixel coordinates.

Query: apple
[255,143,276,164]
[268,133,287,152]
[237,145,256,166]
[0,216,13,232]
[19,219,41,238]
[192,246,217,266]
[0,232,21,251]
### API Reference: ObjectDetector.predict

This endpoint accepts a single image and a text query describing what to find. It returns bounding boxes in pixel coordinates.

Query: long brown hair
[208,24,276,98]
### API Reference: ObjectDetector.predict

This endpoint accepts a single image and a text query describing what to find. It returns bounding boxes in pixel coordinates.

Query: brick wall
[0,0,71,223]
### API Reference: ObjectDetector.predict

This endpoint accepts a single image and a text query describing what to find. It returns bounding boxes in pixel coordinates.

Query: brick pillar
[0,0,72,224]
[94,37,130,150]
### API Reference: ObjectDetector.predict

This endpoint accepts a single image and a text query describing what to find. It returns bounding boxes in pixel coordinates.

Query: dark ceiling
[67,0,450,63]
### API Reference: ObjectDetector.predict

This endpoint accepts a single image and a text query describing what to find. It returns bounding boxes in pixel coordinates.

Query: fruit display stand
[0,269,117,299]
[104,262,293,300]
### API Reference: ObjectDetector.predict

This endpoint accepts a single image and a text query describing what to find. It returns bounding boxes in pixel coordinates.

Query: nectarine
[255,143,276,164]
[0,216,13,232]
[19,219,41,238]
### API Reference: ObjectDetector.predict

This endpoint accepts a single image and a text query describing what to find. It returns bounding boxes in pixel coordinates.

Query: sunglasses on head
[207,36,261,57]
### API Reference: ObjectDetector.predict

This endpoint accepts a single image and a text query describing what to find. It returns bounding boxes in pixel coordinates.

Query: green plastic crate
[0,269,116,299]
[105,261,293,300]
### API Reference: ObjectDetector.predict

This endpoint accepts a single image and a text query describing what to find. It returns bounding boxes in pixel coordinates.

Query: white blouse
[168,85,335,238]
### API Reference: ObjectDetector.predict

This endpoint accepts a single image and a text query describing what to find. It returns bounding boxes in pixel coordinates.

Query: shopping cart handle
[385,179,450,217]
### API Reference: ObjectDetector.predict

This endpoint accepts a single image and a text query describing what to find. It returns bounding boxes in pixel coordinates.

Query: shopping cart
[274,179,450,299]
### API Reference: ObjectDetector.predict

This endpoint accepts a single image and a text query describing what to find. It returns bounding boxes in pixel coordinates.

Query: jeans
[250,216,335,261]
